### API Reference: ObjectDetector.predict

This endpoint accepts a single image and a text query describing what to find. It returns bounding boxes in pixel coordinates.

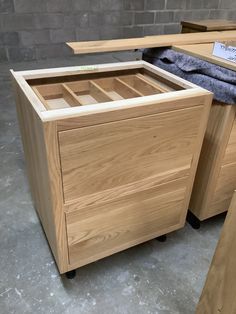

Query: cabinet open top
[11,60,210,122]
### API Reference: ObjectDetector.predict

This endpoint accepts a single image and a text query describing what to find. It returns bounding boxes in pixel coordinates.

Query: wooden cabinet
[11,61,212,274]
[190,102,236,221]
[181,19,236,33]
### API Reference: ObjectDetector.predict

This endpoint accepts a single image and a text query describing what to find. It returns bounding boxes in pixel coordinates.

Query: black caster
[65,269,76,279]
[156,234,167,242]
[187,211,201,229]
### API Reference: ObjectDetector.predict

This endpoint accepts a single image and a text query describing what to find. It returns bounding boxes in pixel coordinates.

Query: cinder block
[135,12,155,25]
[209,10,229,19]
[123,26,144,38]
[89,12,102,27]
[35,14,64,29]
[186,0,218,10]
[101,11,133,26]
[0,0,14,13]
[76,28,100,41]
[164,23,181,34]
[0,47,8,62]
[7,46,36,62]
[63,15,76,29]
[14,0,46,13]
[47,0,73,12]
[145,0,165,10]
[174,10,193,23]
[124,0,144,11]
[219,0,236,9]
[75,12,89,28]
[1,14,35,31]
[155,11,174,24]
[100,0,123,11]
[19,30,51,46]
[50,28,76,43]
[0,32,19,45]
[191,9,210,20]
[72,0,91,11]
[166,0,187,10]
[36,43,71,59]
[143,24,164,36]
[100,26,123,39]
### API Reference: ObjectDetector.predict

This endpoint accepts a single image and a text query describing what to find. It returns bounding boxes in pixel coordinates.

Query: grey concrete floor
[0,53,224,314]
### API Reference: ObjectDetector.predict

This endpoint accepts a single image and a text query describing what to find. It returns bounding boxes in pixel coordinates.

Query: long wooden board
[196,191,236,313]
[67,30,236,54]
[173,43,236,72]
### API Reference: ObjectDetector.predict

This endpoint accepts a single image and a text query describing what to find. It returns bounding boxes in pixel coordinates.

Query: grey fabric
[143,48,236,105]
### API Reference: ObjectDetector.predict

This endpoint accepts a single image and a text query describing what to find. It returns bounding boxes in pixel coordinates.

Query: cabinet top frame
[11,60,211,122]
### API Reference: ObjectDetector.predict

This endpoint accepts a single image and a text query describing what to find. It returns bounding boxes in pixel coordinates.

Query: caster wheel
[156,234,167,242]
[187,211,201,229]
[65,269,76,279]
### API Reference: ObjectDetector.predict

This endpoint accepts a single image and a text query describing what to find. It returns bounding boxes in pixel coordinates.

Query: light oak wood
[11,61,212,273]
[67,30,236,54]
[190,102,236,220]
[173,43,236,72]
[181,19,236,32]
[196,191,236,314]
[66,177,187,267]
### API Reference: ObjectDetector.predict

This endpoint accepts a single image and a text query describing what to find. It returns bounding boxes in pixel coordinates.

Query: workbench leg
[65,269,76,279]
[187,211,201,229]
[156,234,167,242]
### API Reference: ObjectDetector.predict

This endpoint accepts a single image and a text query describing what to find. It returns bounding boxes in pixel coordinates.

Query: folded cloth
[143,48,236,105]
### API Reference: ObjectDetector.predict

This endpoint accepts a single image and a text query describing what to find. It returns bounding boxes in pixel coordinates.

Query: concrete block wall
[0,0,235,62]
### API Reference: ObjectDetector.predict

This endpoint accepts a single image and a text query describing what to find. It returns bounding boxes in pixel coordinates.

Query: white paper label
[212,42,236,64]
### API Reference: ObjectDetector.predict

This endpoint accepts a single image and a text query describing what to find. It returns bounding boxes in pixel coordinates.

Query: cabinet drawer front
[59,106,203,203]
[66,177,187,267]
[223,118,236,165]
[210,162,236,217]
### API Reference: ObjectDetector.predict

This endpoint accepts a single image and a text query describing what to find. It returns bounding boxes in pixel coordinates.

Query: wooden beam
[67,30,236,54]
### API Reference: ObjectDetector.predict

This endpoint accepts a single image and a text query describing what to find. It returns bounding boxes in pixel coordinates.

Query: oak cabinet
[11,61,212,274]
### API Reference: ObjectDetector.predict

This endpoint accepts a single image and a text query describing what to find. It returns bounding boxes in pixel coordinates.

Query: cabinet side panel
[12,76,68,273]
[189,102,235,220]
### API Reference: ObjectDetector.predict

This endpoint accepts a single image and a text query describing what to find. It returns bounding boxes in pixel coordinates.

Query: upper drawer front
[223,118,236,166]
[59,106,203,203]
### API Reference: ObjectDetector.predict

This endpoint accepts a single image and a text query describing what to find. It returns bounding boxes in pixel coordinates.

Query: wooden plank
[181,19,236,32]
[173,43,236,72]
[196,191,236,314]
[89,81,113,102]
[66,30,236,54]
[62,84,82,107]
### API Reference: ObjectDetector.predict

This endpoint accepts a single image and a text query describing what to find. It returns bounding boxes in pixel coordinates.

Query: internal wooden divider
[114,78,143,98]
[31,69,183,110]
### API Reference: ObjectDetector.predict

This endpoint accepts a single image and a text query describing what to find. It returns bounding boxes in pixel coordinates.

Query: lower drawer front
[209,162,236,217]
[66,177,187,267]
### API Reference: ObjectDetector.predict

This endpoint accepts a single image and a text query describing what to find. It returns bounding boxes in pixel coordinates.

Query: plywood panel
[223,118,236,165]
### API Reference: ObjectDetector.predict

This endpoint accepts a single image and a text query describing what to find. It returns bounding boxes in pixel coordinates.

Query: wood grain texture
[11,73,69,273]
[208,162,236,217]
[67,30,236,54]
[189,102,236,220]
[59,106,203,203]
[173,43,236,72]
[181,19,236,32]
[12,61,213,273]
[66,177,187,268]
[223,119,236,165]
[196,191,236,314]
